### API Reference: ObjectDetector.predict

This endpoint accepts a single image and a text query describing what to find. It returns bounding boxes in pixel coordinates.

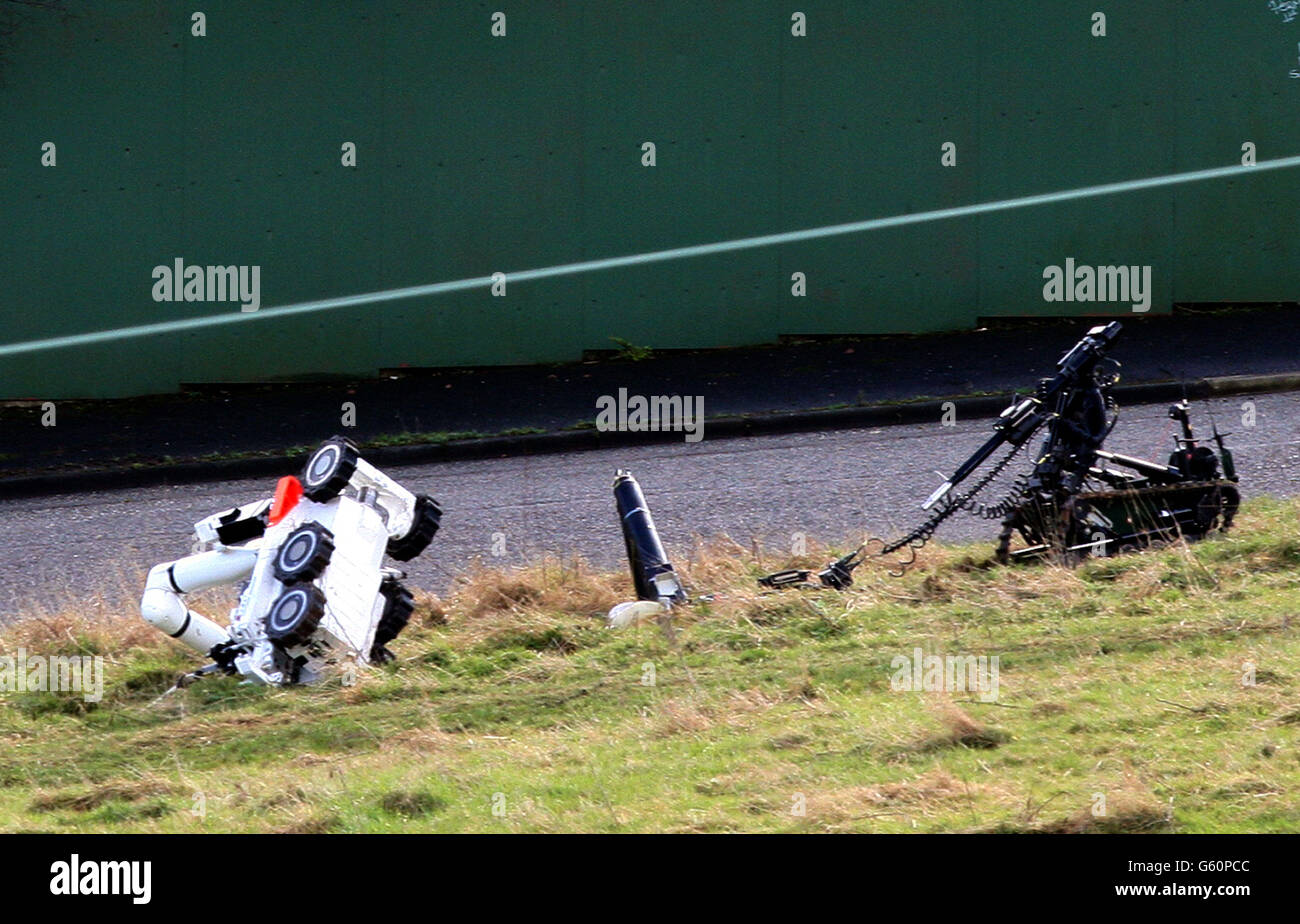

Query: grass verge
[2,499,1298,832]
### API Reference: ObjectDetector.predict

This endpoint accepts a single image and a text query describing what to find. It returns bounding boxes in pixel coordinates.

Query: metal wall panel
[0,1,1295,398]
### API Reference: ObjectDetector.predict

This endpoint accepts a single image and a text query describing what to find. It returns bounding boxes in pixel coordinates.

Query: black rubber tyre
[386,494,442,562]
[1196,484,1240,534]
[370,577,415,663]
[273,523,335,583]
[1220,484,1240,532]
[301,436,359,501]
[265,584,327,648]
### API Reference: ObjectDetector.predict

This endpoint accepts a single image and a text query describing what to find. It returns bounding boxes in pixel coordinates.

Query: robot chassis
[753,321,1241,589]
[140,437,441,685]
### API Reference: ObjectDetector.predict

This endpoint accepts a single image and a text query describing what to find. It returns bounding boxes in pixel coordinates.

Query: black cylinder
[613,470,686,603]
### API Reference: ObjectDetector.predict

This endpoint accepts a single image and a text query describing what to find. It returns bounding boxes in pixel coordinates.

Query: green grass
[2,499,1299,832]
[607,337,654,362]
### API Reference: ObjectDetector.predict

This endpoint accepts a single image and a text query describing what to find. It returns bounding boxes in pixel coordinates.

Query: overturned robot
[141,437,441,685]
[607,321,1243,613]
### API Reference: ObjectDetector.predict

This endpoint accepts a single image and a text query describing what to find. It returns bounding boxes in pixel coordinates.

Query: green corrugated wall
[1,1,1297,398]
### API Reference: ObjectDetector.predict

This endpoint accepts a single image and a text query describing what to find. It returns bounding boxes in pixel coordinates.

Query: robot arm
[921,323,1123,510]
[141,491,277,654]
[140,547,257,655]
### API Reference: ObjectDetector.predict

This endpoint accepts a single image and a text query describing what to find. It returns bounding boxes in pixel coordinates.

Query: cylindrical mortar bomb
[612,469,687,605]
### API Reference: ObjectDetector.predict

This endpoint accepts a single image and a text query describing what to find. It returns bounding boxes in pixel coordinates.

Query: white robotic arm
[141,547,257,653]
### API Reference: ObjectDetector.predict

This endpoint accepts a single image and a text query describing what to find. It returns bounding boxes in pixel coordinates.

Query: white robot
[141,436,441,685]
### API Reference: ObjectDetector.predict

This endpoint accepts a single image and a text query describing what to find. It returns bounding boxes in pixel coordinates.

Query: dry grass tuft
[2,588,158,658]
[1038,791,1172,834]
[413,591,448,626]
[385,727,457,753]
[648,687,782,738]
[898,699,1010,756]
[447,555,623,628]
[0,570,240,661]
[258,786,312,810]
[683,534,779,589]
[276,813,343,834]
[986,762,1172,833]
[801,770,973,828]
[30,778,182,813]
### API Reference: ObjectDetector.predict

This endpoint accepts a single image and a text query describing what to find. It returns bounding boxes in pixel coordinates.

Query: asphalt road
[2,392,1297,618]
[9,307,1300,478]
